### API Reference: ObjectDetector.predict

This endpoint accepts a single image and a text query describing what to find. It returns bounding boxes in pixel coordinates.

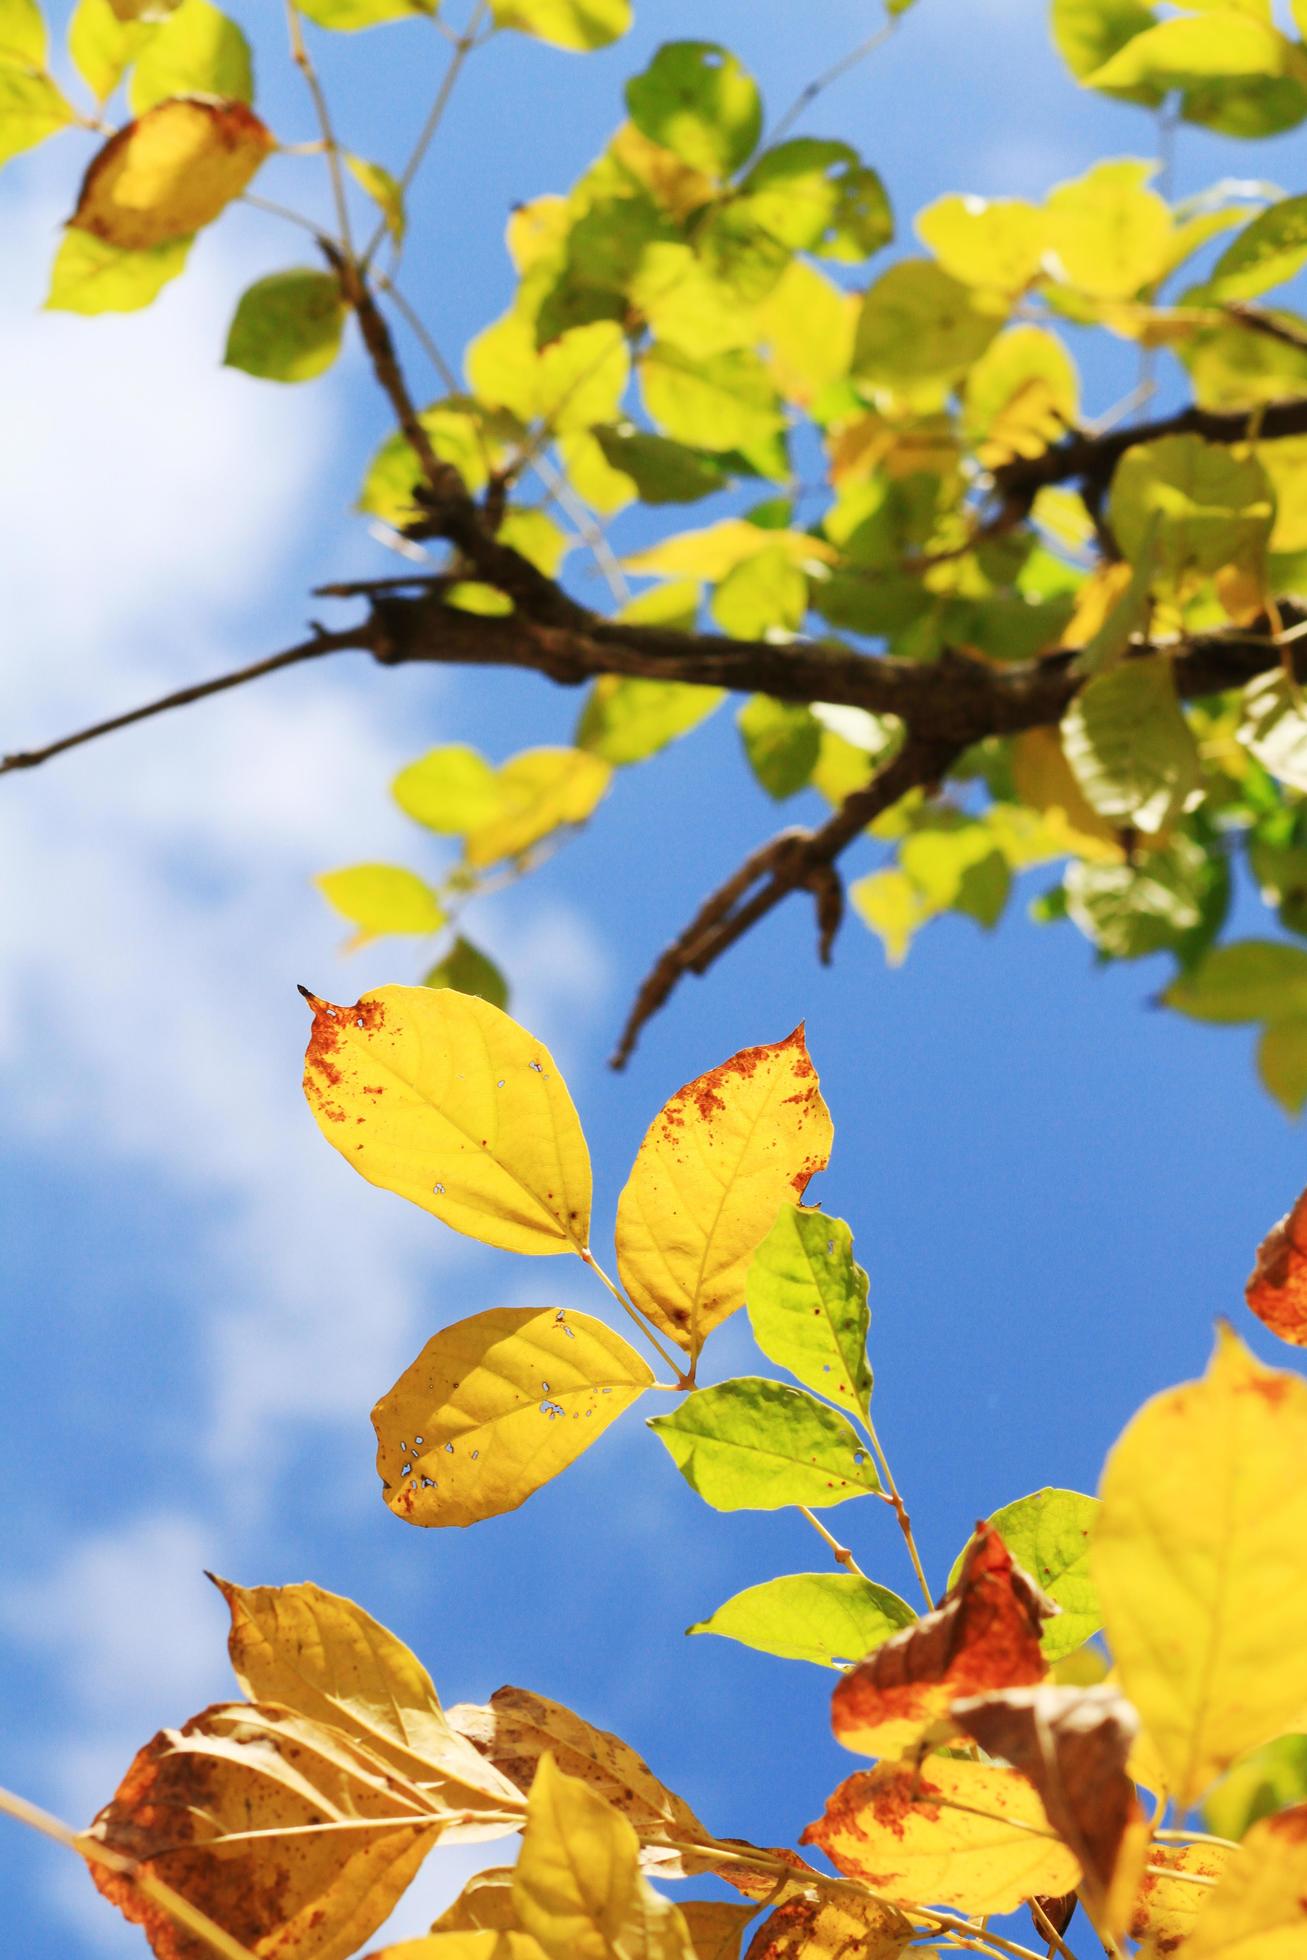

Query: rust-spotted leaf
[374,1308,652,1527]
[742,1894,911,1960]
[1246,1183,1307,1347]
[301,986,591,1256]
[1129,1841,1232,1957]
[69,98,273,250]
[1182,1804,1307,1959]
[615,1028,833,1356]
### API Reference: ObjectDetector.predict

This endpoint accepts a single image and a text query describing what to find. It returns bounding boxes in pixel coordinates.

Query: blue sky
[2,2,1306,1952]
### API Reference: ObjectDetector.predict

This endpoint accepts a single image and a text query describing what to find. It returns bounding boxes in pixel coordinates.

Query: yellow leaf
[373,1307,653,1527]
[963,325,1078,467]
[1044,159,1173,301]
[851,867,931,964]
[1129,1841,1232,1956]
[614,1027,834,1355]
[801,1756,1081,1915]
[677,1900,759,1960]
[301,986,592,1256]
[90,1701,446,1960]
[210,1578,522,1830]
[462,748,612,868]
[368,1937,546,1960]
[916,193,1047,293]
[623,519,835,582]
[69,97,273,249]
[742,1894,911,1960]
[1183,1805,1307,1958]
[1010,727,1126,862]
[1093,1326,1307,1807]
[430,1868,521,1934]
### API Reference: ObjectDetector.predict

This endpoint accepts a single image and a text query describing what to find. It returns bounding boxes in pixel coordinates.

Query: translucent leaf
[370,1935,545,1960]
[429,1869,521,1934]
[301,984,591,1255]
[1043,158,1173,300]
[689,1572,915,1669]
[1010,726,1125,858]
[468,316,628,432]
[739,139,892,261]
[346,153,405,239]
[577,675,723,765]
[1240,671,1307,793]
[488,0,631,50]
[1164,940,1307,1022]
[1109,433,1273,597]
[1089,12,1295,91]
[713,549,808,643]
[592,427,734,503]
[423,938,509,1013]
[45,229,189,312]
[677,1901,757,1960]
[624,520,831,582]
[648,1378,880,1512]
[0,0,46,61]
[1209,194,1307,301]
[1061,659,1200,835]
[917,194,1046,292]
[743,1894,911,1960]
[224,269,344,382]
[1093,1326,1307,1805]
[615,1026,833,1355]
[300,0,435,26]
[358,402,493,519]
[1259,1018,1307,1118]
[1246,1184,1307,1345]
[1182,1804,1307,1959]
[1050,0,1163,104]
[947,1489,1102,1662]
[128,0,253,110]
[68,0,148,101]
[963,325,1078,466]
[1065,835,1215,961]
[853,259,1002,392]
[0,60,74,164]
[851,868,930,966]
[625,41,761,179]
[1204,1735,1307,1840]
[802,1757,1081,1915]
[639,344,783,455]
[374,1307,652,1527]
[69,97,272,248]
[461,748,612,867]
[393,745,503,832]
[315,864,444,939]
[746,1206,871,1417]
[759,259,857,404]
[734,697,819,801]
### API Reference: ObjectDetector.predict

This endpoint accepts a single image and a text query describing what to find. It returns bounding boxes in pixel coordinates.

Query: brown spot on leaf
[1246,1185,1307,1348]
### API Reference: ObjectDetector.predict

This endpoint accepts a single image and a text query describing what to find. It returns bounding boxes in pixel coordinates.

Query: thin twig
[285,0,354,253]
[766,22,898,146]
[365,0,489,268]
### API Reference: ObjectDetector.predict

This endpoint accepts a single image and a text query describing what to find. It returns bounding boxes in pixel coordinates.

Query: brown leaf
[948,1683,1149,1936]
[70,99,273,250]
[1246,1184,1307,1347]
[831,1522,1054,1758]
[678,1899,760,1960]
[742,1893,912,1960]
[89,1701,446,1960]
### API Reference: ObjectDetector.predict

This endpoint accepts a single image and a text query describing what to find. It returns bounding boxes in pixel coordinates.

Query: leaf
[948,1489,1102,1663]
[802,1756,1081,1915]
[1066,837,1216,962]
[0,58,75,165]
[1129,1841,1233,1957]
[461,749,612,867]
[374,1307,653,1527]
[0,0,46,62]
[368,1936,545,1960]
[89,1702,450,1960]
[832,1522,1053,1759]
[1092,1325,1307,1806]
[740,139,892,262]
[746,1206,871,1418]
[1209,194,1307,301]
[1061,659,1200,835]
[512,1756,693,1960]
[300,0,436,27]
[592,428,734,504]
[1181,1804,1307,1959]
[689,1573,915,1670]
[625,521,830,584]
[1088,12,1297,92]
[947,1684,1148,1936]
[1245,1184,1307,1346]
[577,677,722,764]
[300,984,592,1256]
[735,698,819,800]
[1044,159,1172,300]
[1109,434,1274,597]
[678,1901,757,1960]
[917,195,1045,293]
[315,864,444,940]
[1164,939,1307,1023]
[962,325,1078,467]
[359,402,493,520]
[45,229,190,312]
[625,42,762,179]
[430,1868,521,1933]
[68,0,147,101]
[423,938,509,1013]
[488,0,631,51]
[853,260,1002,393]
[467,317,628,432]
[714,552,808,643]
[639,345,783,455]
[741,1894,912,1960]
[1204,1734,1307,1841]
[614,1025,833,1354]
[851,868,930,966]
[447,1685,710,1881]
[1239,671,1307,794]
[1050,0,1163,103]
[648,1377,880,1512]
[1259,1019,1307,1116]
[224,269,345,382]
[209,1578,522,1824]
[69,98,272,249]
[393,745,504,833]
[128,0,253,110]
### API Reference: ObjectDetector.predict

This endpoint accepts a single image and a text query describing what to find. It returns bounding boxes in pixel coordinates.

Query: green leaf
[1204,1735,1307,1840]
[592,428,733,504]
[128,0,252,110]
[947,1489,1102,1663]
[0,0,47,63]
[346,153,405,240]
[746,1206,871,1419]
[577,677,722,765]
[711,546,807,642]
[1240,671,1307,794]
[1050,0,1164,104]
[392,745,504,833]
[899,822,1012,930]
[1061,659,1201,835]
[488,0,630,51]
[1088,12,1298,91]
[422,937,509,1012]
[0,58,74,163]
[45,229,190,312]
[315,863,445,938]
[1208,195,1307,301]
[648,1377,880,1512]
[852,866,930,966]
[736,138,892,261]
[853,260,1002,393]
[1259,1020,1307,1116]
[639,343,783,454]
[689,1573,915,1670]
[736,697,820,800]
[1109,434,1274,597]
[357,401,491,522]
[299,0,436,26]
[1164,940,1307,1023]
[625,40,762,179]
[223,270,344,382]
[1065,835,1215,961]
[467,315,628,432]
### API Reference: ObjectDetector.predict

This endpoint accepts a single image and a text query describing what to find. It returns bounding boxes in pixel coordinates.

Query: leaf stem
[858,1410,934,1609]
[798,1504,868,1579]
[285,0,354,255]
[580,1249,689,1381]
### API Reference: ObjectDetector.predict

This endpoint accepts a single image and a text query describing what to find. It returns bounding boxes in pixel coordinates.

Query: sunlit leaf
[1129,1841,1233,1958]
[1093,1325,1307,1805]
[68,0,148,101]
[802,1756,1081,1914]
[577,675,723,764]
[649,1377,880,1511]
[963,325,1078,466]
[615,1026,833,1354]
[0,58,74,164]
[639,344,783,455]
[315,864,444,942]
[1045,158,1172,299]
[1209,194,1307,300]
[301,0,436,27]
[746,1206,871,1418]
[625,41,761,179]
[735,698,819,799]
[468,316,628,432]
[714,551,808,644]
[368,1935,545,1960]
[742,1894,911,1960]
[740,139,892,263]
[1065,835,1217,962]
[853,259,1002,392]
[393,745,504,833]
[1050,0,1164,104]
[624,520,830,583]
[45,228,190,311]
[689,1572,914,1669]
[374,1307,653,1527]
[423,938,509,1013]
[1245,1183,1307,1346]
[1205,1734,1307,1841]
[224,269,345,382]
[1109,434,1273,597]
[1061,659,1200,835]
[677,1901,757,1960]
[127,0,253,110]
[946,1488,1101,1662]
[69,97,272,248]
[1088,12,1296,92]
[344,153,405,241]
[1010,727,1126,858]
[851,868,930,966]
[461,748,612,867]
[917,194,1046,292]
[428,1868,521,1935]
[488,0,631,51]
[1239,671,1307,794]
[1164,939,1307,1022]
[0,0,47,61]
[592,428,735,504]
[1258,1019,1307,1118]
[1182,1804,1307,1959]
[301,984,592,1255]
[358,402,493,520]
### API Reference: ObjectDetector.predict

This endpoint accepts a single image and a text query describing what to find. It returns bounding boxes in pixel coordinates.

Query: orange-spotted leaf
[301,986,591,1256]
[88,1702,453,1960]
[615,1027,833,1356]
[69,98,273,250]
[802,1756,1081,1915]
[1129,1841,1232,1957]
[741,1895,911,1960]
[679,1900,759,1960]
[1182,1804,1307,1959]
[831,1522,1053,1758]
[1246,1184,1307,1347]
[374,1308,652,1528]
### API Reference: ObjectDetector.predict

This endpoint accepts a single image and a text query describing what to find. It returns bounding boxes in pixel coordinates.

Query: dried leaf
[742,1893,911,1960]
[69,98,273,249]
[1246,1183,1307,1347]
[679,1900,758,1960]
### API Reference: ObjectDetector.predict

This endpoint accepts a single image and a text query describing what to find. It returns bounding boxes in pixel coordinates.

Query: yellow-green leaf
[746,1205,871,1417]
[1109,433,1274,597]
[638,344,783,455]
[1182,1804,1307,1958]
[1259,1018,1307,1117]
[1044,159,1173,300]
[224,269,345,382]
[917,194,1046,293]
[1061,659,1200,834]
[374,1307,653,1527]
[1210,194,1307,301]
[851,867,931,966]
[70,97,272,248]
[963,324,1078,466]
[1092,1326,1307,1806]
[1088,12,1298,92]
[741,1895,911,1960]
[393,744,504,832]
[1164,940,1307,1023]
[488,0,630,51]
[1204,1735,1307,1842]
[648,1378,880,1511]
[468,315,628,432]
[0,0,46,62]
[67,0,149,101]
[0,58,74,163]
[946,1488,1102,1662]
[624,40,761,179]
[624,520,831,583]
[853,259,1002,393]
[359,403,493,520]
[128,0,252,109]
[301,0,436,28]
[1050,0,1163,103]
[615,1025,833,1354]
[689,1571,914,1669]
[424,937,509,1013]
[577,675,722,764]
[677,1901,758,1960]
[1240,670,1307,793]
[45,228,190,311]
[315,863,444,940]
[301,984,592,1255]
[461,748,612,867]
[713,550,808,642]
